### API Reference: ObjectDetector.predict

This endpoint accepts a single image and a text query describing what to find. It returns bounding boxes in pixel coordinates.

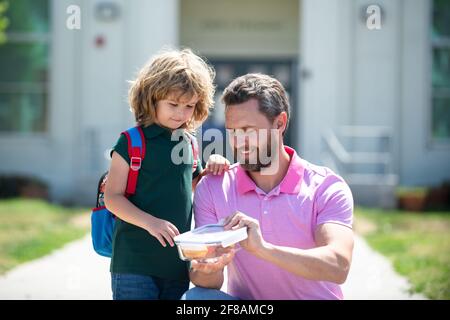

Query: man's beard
[235,139,276,172]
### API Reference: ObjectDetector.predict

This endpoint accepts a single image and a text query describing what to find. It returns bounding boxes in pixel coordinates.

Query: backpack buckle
[130,157,142,171]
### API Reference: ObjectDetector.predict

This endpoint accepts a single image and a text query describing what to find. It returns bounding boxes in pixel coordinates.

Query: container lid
[174,224,248,248]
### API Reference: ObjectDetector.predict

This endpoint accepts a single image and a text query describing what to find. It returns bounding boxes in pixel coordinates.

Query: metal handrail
[323,129,391,166]
[322,127,398,182]
[338,125,392,138]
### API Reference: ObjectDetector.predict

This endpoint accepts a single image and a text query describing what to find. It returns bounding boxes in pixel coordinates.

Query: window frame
[429,0,450,147]
[0,2,51,135]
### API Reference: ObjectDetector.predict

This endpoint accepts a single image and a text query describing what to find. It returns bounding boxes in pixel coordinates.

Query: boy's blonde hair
[128,48,215,131]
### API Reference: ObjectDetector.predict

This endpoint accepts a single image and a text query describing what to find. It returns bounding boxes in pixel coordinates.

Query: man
[183,74,354,300]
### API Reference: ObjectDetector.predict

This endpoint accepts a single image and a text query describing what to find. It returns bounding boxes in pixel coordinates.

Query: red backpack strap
[121,126,146,196]
[187,132,199,173]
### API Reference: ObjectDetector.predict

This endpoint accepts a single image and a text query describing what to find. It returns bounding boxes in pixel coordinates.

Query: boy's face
[155,92,199,130]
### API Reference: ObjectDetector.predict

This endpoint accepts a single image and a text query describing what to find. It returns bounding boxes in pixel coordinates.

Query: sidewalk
[342,235,426,299]
[0,236,111,300]
[0,234,426,300]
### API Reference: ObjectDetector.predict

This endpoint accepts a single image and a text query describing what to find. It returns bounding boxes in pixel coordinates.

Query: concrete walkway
[0,236,111,300]
[342,235,426,300]
[0,234,426,300]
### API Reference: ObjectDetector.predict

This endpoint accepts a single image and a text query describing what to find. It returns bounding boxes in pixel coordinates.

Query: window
[431,0,450,141]
[0,0,50,133]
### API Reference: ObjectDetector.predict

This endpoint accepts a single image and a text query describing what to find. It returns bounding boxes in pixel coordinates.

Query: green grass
[355,207,450,300]
[0,198,90,275]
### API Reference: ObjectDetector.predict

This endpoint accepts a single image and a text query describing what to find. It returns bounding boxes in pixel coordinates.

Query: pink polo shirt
[193,146,353,300]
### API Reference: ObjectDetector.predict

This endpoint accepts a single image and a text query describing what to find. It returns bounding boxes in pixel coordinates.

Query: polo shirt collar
[236,146,304,195]
[142,123,173,140]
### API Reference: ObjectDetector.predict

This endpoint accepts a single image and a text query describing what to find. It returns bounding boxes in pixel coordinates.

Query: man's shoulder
[301,159,348,187]
[196,163,239,190]
[303,160,332,177]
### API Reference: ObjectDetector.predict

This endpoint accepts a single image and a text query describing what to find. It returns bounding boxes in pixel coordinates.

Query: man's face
[225,99,279,172]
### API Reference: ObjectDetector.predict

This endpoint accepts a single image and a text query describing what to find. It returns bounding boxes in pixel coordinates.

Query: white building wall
[299,0,341,163]
[1,0,448,205]
[300,0,402,161]
[300,0,450,187]
[0,0,179,204]
[346,0,403,180]
[400,0,450,186]
[73,0,179,204]
[49,0,85,202]
[74,0,128,204]
[351,0,402,128]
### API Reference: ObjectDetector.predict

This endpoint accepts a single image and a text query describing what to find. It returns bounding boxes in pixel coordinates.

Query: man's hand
[223,211,266,256]
[189,248,235,290]
[190,247,235,274]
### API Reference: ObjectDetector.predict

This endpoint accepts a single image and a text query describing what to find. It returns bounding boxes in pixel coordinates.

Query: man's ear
[275,112,288,133]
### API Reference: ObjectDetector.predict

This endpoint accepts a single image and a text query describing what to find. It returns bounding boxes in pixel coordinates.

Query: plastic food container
[174,224,248,262]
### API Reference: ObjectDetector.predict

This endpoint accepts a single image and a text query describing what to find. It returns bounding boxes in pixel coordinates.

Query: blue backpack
[91,126,199,257]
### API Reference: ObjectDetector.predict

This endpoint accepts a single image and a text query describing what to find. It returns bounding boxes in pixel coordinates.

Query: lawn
[354,207,450,300]
[0,199,90,275]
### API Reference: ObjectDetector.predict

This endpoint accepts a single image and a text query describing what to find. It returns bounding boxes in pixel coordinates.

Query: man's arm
[251,174,354,283]
[258,223,353,284]
[224,214,354,284]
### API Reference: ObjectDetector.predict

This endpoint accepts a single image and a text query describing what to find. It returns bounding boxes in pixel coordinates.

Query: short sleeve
[192,155,203,180]
[315,175,354,229]
[193,177,219,228]
[110,133,130,164]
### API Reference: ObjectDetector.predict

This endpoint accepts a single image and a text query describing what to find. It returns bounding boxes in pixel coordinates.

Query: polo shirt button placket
[261,196,273,233]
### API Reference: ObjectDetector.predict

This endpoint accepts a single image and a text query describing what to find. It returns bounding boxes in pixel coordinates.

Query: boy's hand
[145,216,180,247]
[205,154,230,175]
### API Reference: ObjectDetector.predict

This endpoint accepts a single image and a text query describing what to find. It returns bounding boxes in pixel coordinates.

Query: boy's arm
[104,152,179,247]
[205,154,230,175]
[192,169,207,191]
[104,152,151,230]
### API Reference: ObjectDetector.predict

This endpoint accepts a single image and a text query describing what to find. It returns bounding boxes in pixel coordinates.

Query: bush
[396,182,450,212]
[396,187,428,211]
[0,175,49,200]
[427,181,450,211]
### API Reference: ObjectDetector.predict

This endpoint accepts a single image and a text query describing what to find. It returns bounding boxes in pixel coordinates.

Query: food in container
[174,224,248,262]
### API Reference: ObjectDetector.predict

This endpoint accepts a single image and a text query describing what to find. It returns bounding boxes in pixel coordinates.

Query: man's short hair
[221,73,290,136]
